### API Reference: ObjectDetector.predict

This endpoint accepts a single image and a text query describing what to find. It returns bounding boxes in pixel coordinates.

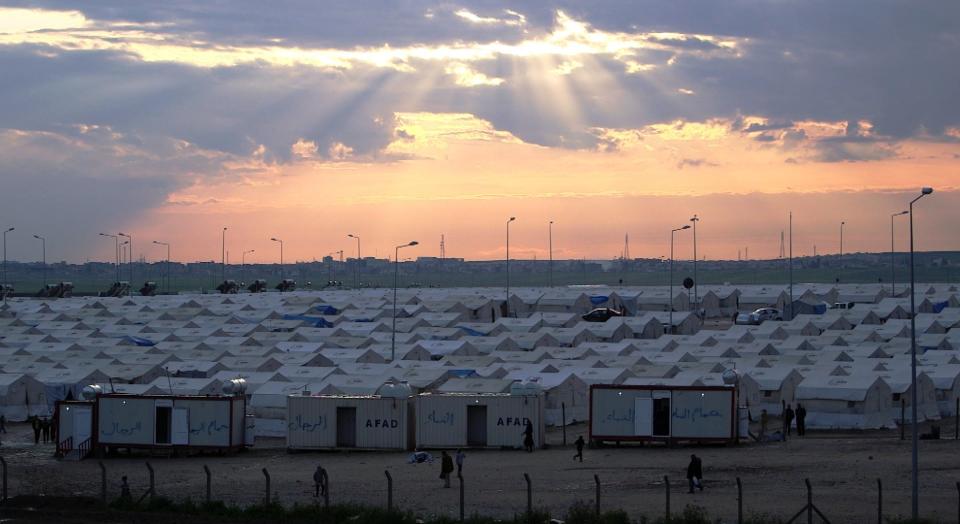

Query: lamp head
[5,227,13,233]
[921,187,933,195]
[409,241,419,246]
[897,210,908,216]
[681,225,691,230]
[509,216,516,222]
[348,234,356,238]
[270,237,279,242]
[33,234,41,239]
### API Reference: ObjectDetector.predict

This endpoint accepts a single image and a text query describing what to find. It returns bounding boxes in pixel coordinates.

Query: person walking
[31,416,40,444]
[40,417,50,443]
[0,414,7,433]
[522,420,534,452]
[120,476,131,500]
[573,435,585,462]
[686,454,704,493]
[455,449,465,476]
[313,465,327,497]
[796,403,807,436]
[440,451,454,488]
[784,404,795,437]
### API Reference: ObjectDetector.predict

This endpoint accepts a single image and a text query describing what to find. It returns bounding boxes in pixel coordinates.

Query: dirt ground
[2,421,960,523]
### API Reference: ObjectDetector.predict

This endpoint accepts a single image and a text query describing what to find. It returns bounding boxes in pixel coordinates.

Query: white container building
[415,390,545,450]
[286,394,414,450]
[589,384,739,445]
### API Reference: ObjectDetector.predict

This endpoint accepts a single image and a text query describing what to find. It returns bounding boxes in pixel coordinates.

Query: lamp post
[242,249,254,287]
[909,186,933,521]
[153,241,170,293]
[690,215,699,310]
[788,212,794,320]
[118,232,132,295]
[392,240,419,362]
[548,221,554,288]
[347,234,361,288]
[221,227,228,283]
[838,221,845,282]
[890,210,909,296]
[31,234,46,288]
[99,233,119,283]
[2,227,13,302]
[669,225,691,333]
[270,238,283,288]
[506,217,516,317]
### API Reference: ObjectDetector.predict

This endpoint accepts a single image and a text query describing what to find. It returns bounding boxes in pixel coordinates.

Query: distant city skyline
[0,3,957,263]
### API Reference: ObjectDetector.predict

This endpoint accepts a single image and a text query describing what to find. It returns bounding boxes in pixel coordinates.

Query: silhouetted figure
[41,417,50,443]
[32,417,40,444]
[686,454,704,493]
[0,414,7,433]
[440,451,454,488]
[796,404,807,436]
[313,465,326,497]
[760,409,769,439]
[784,405,795,437]
[573,436,585,462]
[522,421,534,452]
[120,476,131,500]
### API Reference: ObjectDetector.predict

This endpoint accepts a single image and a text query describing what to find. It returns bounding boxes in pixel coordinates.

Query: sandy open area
[3,420,960,523]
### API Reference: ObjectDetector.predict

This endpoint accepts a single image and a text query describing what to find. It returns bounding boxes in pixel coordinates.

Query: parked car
[582,307,624,322]
[830,302,856,310]
[735,307,782,325]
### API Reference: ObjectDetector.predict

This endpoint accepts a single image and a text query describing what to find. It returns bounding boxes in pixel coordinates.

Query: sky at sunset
[1,1,958,264]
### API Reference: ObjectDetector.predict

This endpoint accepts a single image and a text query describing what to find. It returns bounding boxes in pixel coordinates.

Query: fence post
[901,400,906,440]
[876,478,882,524]
[145,462,155,501]
[262,468,271,506]
[459,473,465,522]
[523,473,532,516]
[956,481,959,524]
[204,465,211,504]
[322,468,329,509]
[594,474,601,516]
[955,399,958,440]
[736,477,743,524]
[805,478,813,524]
[98,461,106,504]
[385,470,393,511]
[0,456,7,503]
[664,475,670,521]
[562,403,567,446]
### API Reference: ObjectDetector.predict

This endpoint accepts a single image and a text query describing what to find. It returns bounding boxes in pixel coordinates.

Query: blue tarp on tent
[283,314,334,328]
[933,301,950,314]
[456,326,488,337]
[589,295,609,305]
[813,303,828,315]
[123,335,156,347]
[447,369,480,378]
[314,305,339,315]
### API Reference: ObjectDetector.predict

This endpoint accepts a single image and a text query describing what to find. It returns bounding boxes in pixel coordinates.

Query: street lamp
[548,221,554,288]
[221,227,228,283]
[506,217,516,317]
[118,232,132,295]
[32,234,46,288]
[890,210,909,296]
[99,233,119,283]
[2,227,13,301]
[153,241,170,293]
[270,237,284,287]
[347,234,361,288]
[669,225,691,333]
[392,240,419,362]
[690,215,700,310]
[908,186,933,521]
[242,249,254,287]
[838,221,845,282]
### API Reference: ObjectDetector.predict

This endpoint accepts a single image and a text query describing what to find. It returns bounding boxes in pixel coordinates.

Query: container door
[172,407,189,445]
[336,407,357,448]
[633,398,653,436]
[652,391,671,437]
[155,399,173,445]
[73,406,92,444]
[466,405,487,446]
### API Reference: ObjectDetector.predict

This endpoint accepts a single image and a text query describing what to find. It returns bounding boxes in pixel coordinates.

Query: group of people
[758,403,807,440]
[783,404,808,436]
[31,416,55,444]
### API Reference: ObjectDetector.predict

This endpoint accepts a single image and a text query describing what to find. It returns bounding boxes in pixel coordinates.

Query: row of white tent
[1,283,958,433]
